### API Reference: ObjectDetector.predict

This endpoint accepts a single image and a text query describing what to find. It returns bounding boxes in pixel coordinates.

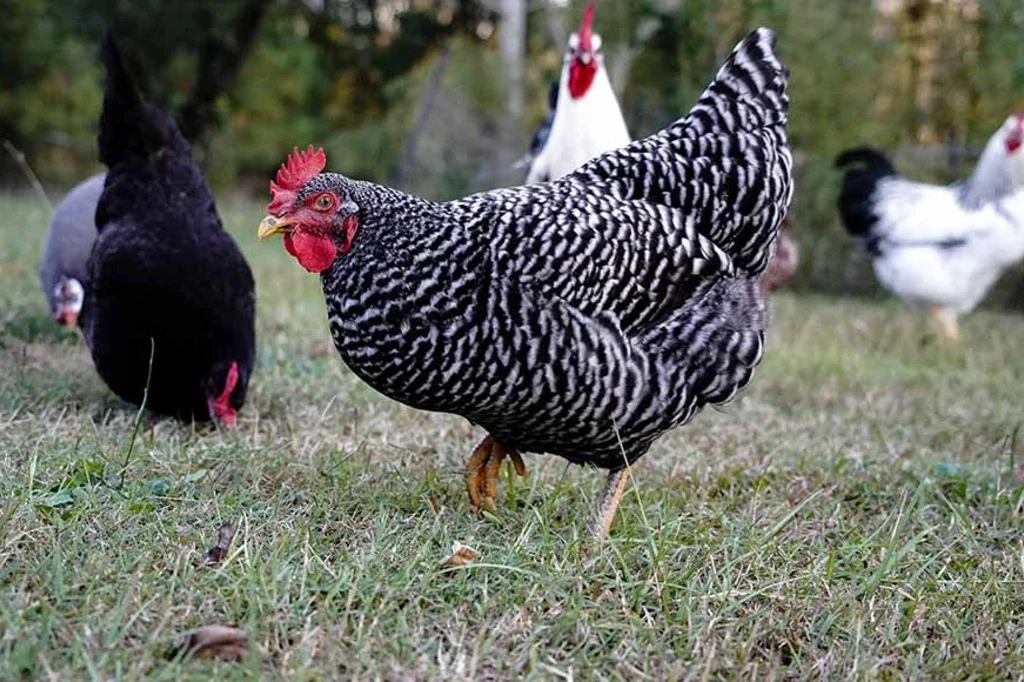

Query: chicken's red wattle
[284,231,338,273]
[568,62,597,99]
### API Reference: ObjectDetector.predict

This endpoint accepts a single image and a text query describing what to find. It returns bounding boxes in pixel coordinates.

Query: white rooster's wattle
[525,2,630,184]
[837,113,1024,341]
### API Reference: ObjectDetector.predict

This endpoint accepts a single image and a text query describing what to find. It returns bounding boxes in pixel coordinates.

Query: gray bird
[40,172,105,328]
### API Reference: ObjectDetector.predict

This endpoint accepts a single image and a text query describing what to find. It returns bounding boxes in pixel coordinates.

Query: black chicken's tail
[529,80,559,157]
[99,33,178,167]
[834,147,897,238]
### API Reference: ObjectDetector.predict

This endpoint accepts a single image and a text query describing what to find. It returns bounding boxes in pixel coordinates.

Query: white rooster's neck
[542,60,631,180]
[961,128,1024,206]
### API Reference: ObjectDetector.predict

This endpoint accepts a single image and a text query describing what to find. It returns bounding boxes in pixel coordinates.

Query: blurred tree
[55,0,275,143]
[0,0,102,183]
[175,0,276,142]
[499,0,526,119]
[2,0,1024,305]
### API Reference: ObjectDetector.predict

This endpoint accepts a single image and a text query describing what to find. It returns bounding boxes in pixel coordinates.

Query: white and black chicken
[836,113,1024,341]
[259,29,791,539]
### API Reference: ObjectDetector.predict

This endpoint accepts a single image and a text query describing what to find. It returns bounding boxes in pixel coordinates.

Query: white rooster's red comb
[1007,115,1024,153]
[577,2,596,52]
[269,145,326,214]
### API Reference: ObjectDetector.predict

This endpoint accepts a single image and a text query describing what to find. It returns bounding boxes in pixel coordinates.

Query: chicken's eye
[313,194,335,211]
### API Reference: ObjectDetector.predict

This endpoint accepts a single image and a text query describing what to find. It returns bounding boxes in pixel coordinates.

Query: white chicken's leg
[587,468,631,541]
[930,306,961,343]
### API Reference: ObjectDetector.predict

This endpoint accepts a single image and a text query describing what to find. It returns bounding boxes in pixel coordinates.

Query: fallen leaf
[438,541,479,570]
[202,523,236,567]
[178,624,249,662]
[184,469,209,485]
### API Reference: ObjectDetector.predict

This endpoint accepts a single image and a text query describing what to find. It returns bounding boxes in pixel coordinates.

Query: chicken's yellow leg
[930,307,961,343]
[465,436,527,513]
[587,468,631,542]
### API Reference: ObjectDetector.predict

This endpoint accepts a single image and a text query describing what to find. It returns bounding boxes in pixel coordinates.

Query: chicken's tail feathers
[570,28,791,274]
[835,147,897,177]
[681,28,789,139]
[678,27,791,272]
[98,32,178,167]
[715,28,788,104]
[642,278,766,408]
[835,147,896,237]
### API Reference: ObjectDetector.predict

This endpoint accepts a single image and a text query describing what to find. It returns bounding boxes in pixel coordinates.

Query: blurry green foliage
[2,0,1023,298]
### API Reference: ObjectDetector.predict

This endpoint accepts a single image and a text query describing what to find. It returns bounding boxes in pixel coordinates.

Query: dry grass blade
[2,139,52,211]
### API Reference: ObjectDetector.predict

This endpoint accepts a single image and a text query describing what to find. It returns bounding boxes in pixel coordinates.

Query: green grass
[2,191,1024,680]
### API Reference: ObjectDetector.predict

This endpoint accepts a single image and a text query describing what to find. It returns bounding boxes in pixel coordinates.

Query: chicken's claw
[465,436,527,514]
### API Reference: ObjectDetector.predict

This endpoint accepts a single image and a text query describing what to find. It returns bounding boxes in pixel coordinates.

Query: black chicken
[86,35,256,424]
[259,29,791,538]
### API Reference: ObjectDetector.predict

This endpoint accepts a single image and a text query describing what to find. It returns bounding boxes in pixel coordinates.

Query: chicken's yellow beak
[258,215,296,240]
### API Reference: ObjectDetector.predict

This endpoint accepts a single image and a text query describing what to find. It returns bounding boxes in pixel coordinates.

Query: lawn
[2,191,1023,680]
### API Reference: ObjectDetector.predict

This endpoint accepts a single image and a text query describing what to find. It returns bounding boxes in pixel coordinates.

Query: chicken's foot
[465,436,527,513]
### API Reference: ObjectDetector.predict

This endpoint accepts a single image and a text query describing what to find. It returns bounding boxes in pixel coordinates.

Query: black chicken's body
[87,36,256,422]
[313,29,791,470]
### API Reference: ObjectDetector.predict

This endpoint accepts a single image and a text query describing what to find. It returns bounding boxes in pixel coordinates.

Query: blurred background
[2,0,1023,302]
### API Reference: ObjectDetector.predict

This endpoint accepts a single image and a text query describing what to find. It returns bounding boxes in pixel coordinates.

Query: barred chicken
[259,29,792,538]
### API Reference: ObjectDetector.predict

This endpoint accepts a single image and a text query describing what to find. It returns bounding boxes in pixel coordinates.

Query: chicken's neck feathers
[959,131,1024,207]
[542,60,630,180]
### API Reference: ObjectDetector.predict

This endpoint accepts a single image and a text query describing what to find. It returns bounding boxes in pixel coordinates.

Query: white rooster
[525,2,630,184]
[836,113,1024,341]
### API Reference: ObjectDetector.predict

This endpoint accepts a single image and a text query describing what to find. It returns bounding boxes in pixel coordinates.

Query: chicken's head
[258,146,359,273]
[1005,112,1024,154]
[566,2,602,100]
[52,276,84,328]
[206,361,246,426]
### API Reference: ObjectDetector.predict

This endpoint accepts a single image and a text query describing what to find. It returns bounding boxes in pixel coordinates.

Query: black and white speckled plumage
[302,29,791,469]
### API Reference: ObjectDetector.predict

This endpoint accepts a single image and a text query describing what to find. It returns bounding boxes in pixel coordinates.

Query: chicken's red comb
[1007,113,1024,153]
[269,145,326,214]
[578,2,596,52]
